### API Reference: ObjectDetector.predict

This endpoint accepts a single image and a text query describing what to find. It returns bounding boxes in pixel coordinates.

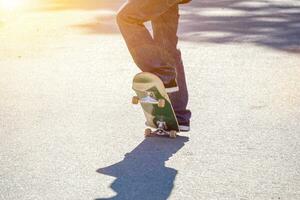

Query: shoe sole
[165,86,179,93]
[179,125,190,132]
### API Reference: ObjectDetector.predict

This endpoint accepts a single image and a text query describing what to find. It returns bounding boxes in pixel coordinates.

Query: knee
[116,4,144,27]
[116,5,132,27]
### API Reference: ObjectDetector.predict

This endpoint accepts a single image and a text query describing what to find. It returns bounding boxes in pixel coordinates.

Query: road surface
[0,0,300,199]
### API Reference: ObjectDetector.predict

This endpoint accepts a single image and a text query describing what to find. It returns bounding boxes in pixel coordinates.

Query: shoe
[151,66,178,93]
[164,78,179,93]
[178,121,190,132]
[179,125,190,132]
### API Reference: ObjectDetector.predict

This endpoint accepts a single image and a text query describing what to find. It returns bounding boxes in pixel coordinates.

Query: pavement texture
[0,0,300,199]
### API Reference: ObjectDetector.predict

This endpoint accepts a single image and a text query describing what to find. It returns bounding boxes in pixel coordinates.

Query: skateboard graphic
[132,72,180,138]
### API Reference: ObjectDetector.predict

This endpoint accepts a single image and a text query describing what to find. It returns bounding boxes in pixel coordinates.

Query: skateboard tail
[132,72,180,133]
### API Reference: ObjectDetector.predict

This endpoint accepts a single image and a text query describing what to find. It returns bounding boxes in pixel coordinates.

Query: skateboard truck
[132,95,165,108]
[154,121,168,136]
[157,120,167,129]
[144,121,177,138]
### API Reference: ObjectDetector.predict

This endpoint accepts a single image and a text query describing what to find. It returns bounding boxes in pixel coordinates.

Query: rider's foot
[178,121,190,132]
[164,78,179,93]
[151,66,179,93]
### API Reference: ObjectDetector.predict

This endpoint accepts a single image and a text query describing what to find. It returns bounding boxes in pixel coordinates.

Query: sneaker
[178,121,190,132]
[164,78,179,93]
[152,67,178,93]
[179,125,190,132]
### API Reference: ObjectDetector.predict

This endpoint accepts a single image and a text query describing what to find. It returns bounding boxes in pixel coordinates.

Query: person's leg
[116,0,182,92]
[151,4,191,129]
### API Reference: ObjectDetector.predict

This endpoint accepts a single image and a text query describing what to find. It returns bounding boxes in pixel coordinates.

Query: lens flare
[0,0,25,10]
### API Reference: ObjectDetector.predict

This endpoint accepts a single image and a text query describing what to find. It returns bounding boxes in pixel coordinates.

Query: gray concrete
[0,0,300,199]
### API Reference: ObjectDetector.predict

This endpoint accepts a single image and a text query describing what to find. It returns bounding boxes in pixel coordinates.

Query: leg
[116,0,182,87]
[151,4,191,126]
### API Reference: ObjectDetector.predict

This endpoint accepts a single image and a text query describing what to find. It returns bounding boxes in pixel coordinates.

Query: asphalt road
[0,0,300,199]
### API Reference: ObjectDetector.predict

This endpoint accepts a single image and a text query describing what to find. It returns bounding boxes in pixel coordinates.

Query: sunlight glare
[0,0,25,10]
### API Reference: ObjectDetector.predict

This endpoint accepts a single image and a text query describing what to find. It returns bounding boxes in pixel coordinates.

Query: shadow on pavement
[180,0,300,52]
[96,136,189,200]
[71,14,119,35]
[36,0,300,52]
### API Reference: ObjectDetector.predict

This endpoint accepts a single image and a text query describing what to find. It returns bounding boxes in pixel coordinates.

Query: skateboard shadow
[95,136,189,200]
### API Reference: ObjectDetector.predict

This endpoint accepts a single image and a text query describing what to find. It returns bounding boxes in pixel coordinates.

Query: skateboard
[132,72,180,138]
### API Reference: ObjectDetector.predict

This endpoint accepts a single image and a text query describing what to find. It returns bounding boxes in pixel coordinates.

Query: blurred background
[1,0,300,54]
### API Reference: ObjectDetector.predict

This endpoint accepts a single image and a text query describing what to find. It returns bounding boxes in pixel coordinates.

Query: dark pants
[117,0,191,125]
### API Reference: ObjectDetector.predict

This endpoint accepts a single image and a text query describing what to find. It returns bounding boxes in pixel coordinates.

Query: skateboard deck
[132,72,179,138]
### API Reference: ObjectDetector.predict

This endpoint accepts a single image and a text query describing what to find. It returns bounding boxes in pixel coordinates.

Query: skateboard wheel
[144,128,152,137]
[158,99,165,108]
[169,130,177,138]
[132,96,139,104]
